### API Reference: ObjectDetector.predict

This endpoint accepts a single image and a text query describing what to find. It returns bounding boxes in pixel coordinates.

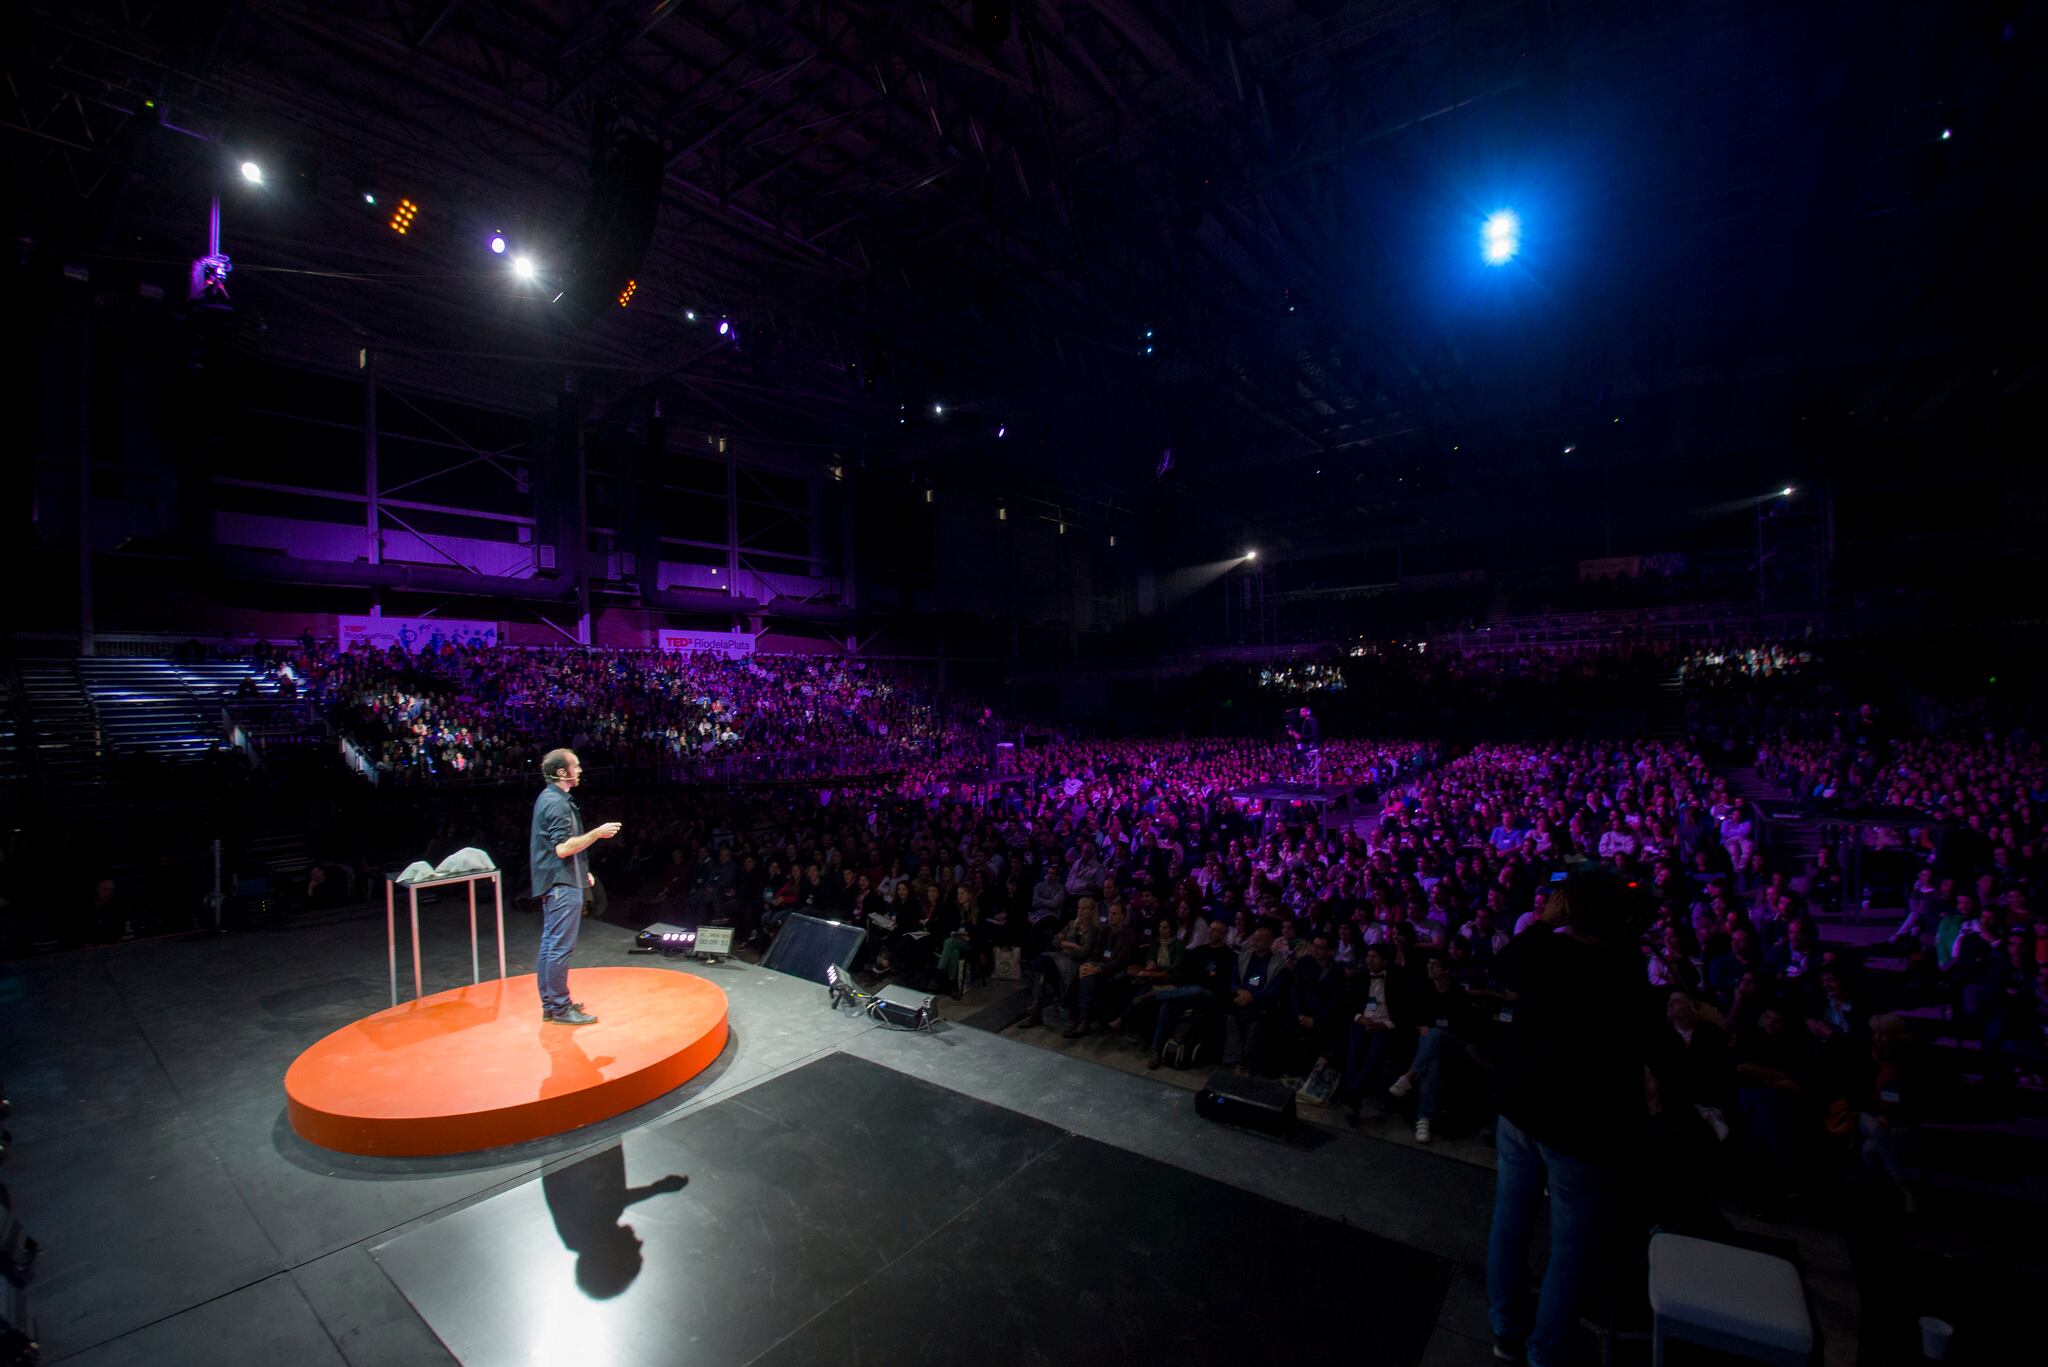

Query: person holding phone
[530,748,623,1024]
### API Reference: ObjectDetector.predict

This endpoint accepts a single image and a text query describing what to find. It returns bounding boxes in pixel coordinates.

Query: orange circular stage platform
[284,966,729,1157]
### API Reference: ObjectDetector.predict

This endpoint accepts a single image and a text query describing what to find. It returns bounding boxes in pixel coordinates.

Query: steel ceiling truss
[23,0,1969,547]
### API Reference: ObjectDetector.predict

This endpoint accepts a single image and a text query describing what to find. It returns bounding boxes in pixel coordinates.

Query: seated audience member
[1647,922,1703,995]
[1933,893,1975,971]
[1707,927,1767,1009]
[871,883,943,985]
[1288,931,1351,1071]
[1068,900,1141,1037]
[1980,931,2047,1095]
[1129,919,1239,1069]
[1387,951,1481,1142]
[1029,864,1067,950]
[1222,924,1292,1072]
[1651,990,1734,1130]
[1732,1004,1819,1205]
[1340,944,1411,1117]
[1023,897,1100,1028]
[1891,870,1948,946]
[1833,1014,1920,1213]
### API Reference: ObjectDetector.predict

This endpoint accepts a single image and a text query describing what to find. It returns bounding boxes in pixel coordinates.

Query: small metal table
[385,867,507,1005]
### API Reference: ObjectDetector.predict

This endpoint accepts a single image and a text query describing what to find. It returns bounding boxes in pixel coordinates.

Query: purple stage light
[996,425,1006,438]
[489,233,506,254]
[718,319,730,335]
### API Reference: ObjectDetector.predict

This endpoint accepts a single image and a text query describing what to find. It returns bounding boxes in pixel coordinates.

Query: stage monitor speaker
[634,921,697,955]
[872,984,935,1030]
[761,913,867,986]
[1195,1071,1297,1136]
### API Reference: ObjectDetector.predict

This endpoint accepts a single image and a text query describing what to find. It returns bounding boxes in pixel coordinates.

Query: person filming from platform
[530,748,622,1025]
[1486,872,1651,1367]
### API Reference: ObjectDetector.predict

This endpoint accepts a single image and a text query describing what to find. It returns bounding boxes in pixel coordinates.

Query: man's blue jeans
[1342,1022,1400,1100]
[539,882,585,1015]
[1147,985,1213,1054]
[1488,1113,1611,1366]
[1411,1027,1462,1119]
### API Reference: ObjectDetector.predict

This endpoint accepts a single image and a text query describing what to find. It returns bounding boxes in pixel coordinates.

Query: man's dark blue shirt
[530,784,587,897]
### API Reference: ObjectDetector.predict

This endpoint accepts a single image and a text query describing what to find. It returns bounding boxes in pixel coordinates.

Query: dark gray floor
[376,1053,1448,1367]
[1,903,1506,1367]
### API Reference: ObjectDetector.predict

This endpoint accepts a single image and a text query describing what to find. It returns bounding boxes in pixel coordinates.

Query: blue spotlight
[1481,209,1520,264]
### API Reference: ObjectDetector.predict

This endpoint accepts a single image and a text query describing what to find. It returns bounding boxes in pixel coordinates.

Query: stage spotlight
[717,318,729,335]
[996,425,1006,438]
[1244,549,1258,561]
[362,192,376,205]
[933,403,944,415]
[489,233,506,254]
[997,504,1007,521]
[617,278,637,307]
[511,254,536,281]
[239,160,263,184]
[685,310,696,321]
[1940,128,1952,141]
[1481,209,1520,264]
[388,197,418,235]
[1781,485,1795,497]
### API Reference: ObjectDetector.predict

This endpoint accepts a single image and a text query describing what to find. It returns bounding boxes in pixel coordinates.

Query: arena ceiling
[10,1,2044,550]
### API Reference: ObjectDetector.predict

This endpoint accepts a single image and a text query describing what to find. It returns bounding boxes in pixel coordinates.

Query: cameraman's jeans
[1487,1113,1611,1366]
[538,883,585,1015]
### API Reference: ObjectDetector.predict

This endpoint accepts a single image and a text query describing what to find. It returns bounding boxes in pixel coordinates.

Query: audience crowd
[307,634,2035,1223]
[42,635,2043,1230]
[288,644,992,784]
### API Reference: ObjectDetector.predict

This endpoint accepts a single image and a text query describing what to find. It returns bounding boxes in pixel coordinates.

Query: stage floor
[374,1052,1447,1366]
[0,907,1504,1367]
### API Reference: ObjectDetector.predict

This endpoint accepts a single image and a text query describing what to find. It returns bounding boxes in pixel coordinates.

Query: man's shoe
[1415,1118,1433,1144]
[540,1001,586,1020]
[1492,1336,1524,1362]
[1387,1072,1416,1099]
[547,1007,599,1025]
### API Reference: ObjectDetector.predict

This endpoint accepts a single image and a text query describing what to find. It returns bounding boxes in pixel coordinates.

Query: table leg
[411,888,423,1000]
[386,882,397,1006]
[469,880,479,984]
[494,874,507,980]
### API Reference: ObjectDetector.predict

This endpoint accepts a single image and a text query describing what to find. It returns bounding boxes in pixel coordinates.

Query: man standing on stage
[530,749,622,1024]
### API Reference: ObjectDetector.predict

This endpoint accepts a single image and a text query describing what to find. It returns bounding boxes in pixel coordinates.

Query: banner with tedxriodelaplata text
[657,628,757,658]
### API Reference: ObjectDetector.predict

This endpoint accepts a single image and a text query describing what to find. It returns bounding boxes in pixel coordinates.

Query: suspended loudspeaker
[555,97,666,324]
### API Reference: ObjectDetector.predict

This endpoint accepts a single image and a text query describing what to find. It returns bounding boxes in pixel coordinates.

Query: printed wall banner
[1577,556,1642,582]
[338,615,499,653]
[657,628,757,658]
